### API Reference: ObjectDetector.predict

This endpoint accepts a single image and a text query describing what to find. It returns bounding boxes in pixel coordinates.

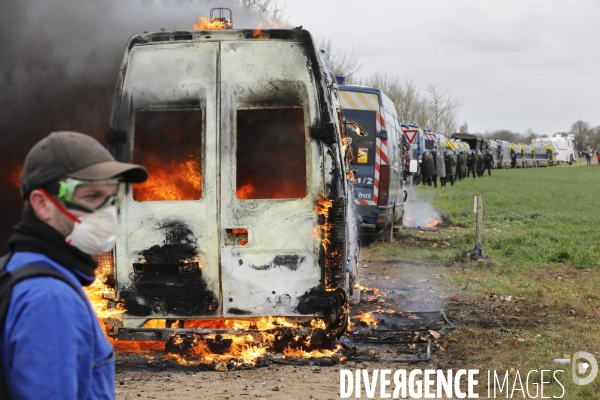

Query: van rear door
[115,42,221,322]
[219,40,321,318]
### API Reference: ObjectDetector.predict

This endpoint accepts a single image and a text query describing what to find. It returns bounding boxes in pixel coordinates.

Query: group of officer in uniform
[420,143,495,188]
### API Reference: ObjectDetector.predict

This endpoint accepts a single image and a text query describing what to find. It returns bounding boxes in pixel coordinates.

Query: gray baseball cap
[20,131,147,198]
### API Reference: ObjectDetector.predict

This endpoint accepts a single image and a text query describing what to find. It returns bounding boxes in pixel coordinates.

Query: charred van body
[102,28,356,340]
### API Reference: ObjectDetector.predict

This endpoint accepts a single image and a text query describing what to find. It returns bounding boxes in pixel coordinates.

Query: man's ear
[29,189,54,222]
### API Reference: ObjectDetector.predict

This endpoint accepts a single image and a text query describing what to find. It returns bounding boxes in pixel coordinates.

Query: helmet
[486,149,491,154]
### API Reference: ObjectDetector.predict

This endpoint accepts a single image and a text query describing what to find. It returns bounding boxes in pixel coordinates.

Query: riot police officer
[510,146,517,168]
[456,149,465,181]
[433,148,445,187]
[484,149,494,176]
[476,150,484,177]
[421,149,436,187]
[444,149,457,186]
[467,150,476,178]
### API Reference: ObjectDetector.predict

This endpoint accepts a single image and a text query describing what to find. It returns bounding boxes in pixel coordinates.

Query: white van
[102,28,356,340]
[532,135,577,165]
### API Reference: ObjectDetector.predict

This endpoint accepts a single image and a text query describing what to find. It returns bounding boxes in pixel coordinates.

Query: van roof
[339,85,382,95]
[125,28,311,51]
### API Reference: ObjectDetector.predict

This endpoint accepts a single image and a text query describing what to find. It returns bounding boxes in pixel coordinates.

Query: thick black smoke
[0,0,275,252]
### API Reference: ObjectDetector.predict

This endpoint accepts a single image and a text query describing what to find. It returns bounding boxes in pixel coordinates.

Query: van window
[342,109,376,166]
[236,108,306,199]
[133,110,203,201]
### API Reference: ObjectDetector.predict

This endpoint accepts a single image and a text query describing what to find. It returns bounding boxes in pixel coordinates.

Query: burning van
[101,25,356,343]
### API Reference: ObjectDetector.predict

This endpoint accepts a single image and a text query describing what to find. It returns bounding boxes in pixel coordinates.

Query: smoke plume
[0,0,284,251]
[402,186,442,229]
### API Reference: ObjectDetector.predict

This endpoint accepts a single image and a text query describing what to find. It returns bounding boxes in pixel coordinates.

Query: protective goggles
[44,178,125,213]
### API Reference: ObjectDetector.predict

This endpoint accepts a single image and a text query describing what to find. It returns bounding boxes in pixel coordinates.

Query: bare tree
[360,75,424,125]
[318,38,362,84]
[458,121,469,133]
[486,129,520,142]
[360,72,403,108]
[396,79,423,125]
[339,67,464,135]
[423,84,462,135]
[570,120,591,151]
[592,126,600,150]
[521,128,538,143]
[238,0,287,21]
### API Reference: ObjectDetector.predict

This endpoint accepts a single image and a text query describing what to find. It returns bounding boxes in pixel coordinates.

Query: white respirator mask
[40,179,123,256]
[65,205,118,256]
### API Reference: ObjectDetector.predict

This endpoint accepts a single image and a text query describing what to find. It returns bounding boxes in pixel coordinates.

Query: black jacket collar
[8,210,98,284]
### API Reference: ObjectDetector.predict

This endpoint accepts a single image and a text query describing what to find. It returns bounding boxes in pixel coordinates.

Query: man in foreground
[0,131,147,399]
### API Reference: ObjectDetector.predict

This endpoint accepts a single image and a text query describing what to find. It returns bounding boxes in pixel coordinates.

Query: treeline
[478,121,600,151]
[319,39,464,136]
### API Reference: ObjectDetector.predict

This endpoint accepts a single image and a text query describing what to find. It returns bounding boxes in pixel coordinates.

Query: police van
[101,26,358,341]
[532,135,577,165]
[339,85,406,238]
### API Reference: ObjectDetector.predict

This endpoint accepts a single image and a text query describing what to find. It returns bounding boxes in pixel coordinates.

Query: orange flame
[194,16,229,30]
[163,317,340,366]
[426,219,442,228]
[236,183,255,199]
[83,265,340,366]
[315,197,334,251]
[356,311,378,328]
[133,159,201,201]
[252,27,265,39]
[83,264,122,321]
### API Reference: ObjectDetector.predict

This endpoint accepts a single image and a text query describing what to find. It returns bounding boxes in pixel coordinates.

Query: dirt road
[115,244,464,400]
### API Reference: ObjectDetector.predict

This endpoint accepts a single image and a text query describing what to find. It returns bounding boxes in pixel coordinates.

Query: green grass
[367,164,600,397]
[421,165,600,270]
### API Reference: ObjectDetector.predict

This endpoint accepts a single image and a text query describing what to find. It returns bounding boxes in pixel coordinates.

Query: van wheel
[326,289,348,338]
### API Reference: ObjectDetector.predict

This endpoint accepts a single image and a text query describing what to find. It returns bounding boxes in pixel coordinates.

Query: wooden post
[475,194,482,245]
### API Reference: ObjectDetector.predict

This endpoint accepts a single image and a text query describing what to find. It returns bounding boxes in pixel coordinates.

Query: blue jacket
[1,251,115,399]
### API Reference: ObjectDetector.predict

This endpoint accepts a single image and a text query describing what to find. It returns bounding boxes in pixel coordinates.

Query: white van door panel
[219,41,323,317]
[115,43,221,320]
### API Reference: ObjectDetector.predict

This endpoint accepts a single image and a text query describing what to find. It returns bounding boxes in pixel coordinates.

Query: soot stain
[295,284,325,315]
[227,308,253,315]
[122,220,218,317]
[249,254,305,271]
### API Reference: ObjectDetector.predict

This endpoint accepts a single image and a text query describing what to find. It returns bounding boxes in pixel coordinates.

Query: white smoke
[346,184,361,267]
[402,186,442,229]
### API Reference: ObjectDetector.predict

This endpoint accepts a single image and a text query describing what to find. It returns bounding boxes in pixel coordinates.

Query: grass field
[429,163,600,269]
[369,163,600,397]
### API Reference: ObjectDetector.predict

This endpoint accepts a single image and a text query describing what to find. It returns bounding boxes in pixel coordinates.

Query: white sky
[276,0,600,135]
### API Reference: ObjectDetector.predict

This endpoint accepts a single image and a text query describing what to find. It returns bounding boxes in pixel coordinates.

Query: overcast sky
[277,0,599,135]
